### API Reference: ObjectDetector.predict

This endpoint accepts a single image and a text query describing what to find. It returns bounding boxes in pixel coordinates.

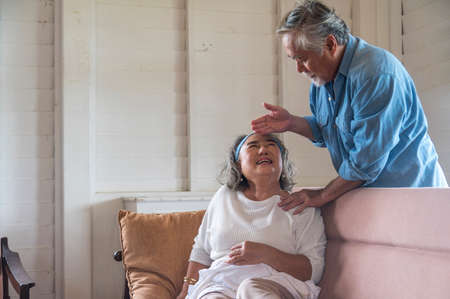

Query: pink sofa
[318,187,450,299]
[117,187,450,299]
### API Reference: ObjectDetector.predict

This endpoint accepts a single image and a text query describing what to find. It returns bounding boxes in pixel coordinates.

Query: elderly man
[251,0,448,214]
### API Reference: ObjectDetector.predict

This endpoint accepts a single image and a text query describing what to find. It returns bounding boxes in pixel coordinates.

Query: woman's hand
[251,103,293,134]
[278,188,327,215]
[226,241,274,265]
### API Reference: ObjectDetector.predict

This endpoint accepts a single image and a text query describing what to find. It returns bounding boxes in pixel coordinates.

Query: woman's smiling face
[238,134,283,183]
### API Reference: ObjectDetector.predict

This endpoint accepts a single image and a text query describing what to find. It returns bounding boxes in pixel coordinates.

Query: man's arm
[279,176,364,214]
[287,114,314,140]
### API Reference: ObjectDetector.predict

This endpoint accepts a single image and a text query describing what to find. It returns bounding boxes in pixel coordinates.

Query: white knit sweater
[189,186,326,284]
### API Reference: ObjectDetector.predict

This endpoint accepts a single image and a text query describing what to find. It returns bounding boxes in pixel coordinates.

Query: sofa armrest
[113,249,130,299]
[113,250,123,262]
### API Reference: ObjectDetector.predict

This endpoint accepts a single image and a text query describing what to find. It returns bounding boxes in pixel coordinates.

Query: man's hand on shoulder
[278,188,328,215]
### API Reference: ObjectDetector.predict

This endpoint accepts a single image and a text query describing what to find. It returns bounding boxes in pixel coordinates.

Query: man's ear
[325,34,337,54]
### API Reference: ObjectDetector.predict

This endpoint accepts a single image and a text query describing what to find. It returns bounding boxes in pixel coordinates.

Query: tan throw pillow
[118,209,206,299]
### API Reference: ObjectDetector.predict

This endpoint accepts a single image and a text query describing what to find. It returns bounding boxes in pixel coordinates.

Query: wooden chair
[1,237,35,299]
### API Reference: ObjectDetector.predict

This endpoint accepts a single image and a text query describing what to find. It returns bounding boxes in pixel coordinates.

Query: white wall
[401,0,450,181]
[188,0,279,190]
[0,0,56,298]
[95,0,188,192]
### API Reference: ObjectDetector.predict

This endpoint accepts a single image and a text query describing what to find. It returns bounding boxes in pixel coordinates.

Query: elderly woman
[177,133,326,299]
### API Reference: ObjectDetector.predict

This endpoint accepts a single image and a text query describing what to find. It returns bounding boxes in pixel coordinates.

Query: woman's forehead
[245,134,276,144]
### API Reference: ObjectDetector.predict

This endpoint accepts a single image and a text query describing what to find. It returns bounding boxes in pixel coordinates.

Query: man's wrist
[318,187,333,203]
[286,114,297,133]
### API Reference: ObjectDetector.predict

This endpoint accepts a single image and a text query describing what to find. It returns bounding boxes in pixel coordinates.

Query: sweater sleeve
[294,208,327,284]
[189,201,214,266]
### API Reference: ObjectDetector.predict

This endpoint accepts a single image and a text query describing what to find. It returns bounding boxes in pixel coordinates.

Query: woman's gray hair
[277,0,349,53]
[217,134,296,191]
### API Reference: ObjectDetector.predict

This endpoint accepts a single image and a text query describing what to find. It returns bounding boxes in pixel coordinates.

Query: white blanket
[187,257,320,299]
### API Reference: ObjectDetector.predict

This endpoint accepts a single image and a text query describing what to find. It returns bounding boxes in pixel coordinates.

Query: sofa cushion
[118,209,205,299]
[318,187,450,299]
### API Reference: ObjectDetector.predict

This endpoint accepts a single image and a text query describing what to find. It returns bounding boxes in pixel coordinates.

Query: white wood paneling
[28,270,55,297]
[0,1,56,298]
[189,0,279,191]
[1,89,54,112]
[1,44,54,67]
[409,60,450,92]
[402,19,450,54]
[95,0,188,192]
[3,112,54,135]
[1,66,54,89]
[352,0,400,52]
[0,21,54,44]
[0,225,54,248]
[0,203,54,226]
[190,0,276,13]
[403,40,450,73]
[61,0,95,298]
[93,0,189,298]
[2,136,54,158]
[96,0,184,8]
[1,158,53,179]
[402,0,450,181]
[1,0,54,23]
[402,0,448,33]
[0,179,54,204]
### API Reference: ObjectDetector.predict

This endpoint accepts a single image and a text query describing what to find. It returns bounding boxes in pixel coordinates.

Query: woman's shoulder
[214,185,237,197]
[292,207,323,226]
[208,185,237,207]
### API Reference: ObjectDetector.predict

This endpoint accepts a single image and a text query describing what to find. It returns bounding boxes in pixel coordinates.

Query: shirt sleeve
[294,208,327,284]
[304,115,326,147]
[189,205,214,266]
[306,85,326,147]
[339,74,405,185]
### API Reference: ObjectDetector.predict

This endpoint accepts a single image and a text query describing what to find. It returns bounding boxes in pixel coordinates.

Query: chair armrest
[1,237,35,296]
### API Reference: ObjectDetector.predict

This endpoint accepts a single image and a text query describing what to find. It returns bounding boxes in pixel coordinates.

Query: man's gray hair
[217,134,296,191]
[277,0,349,53]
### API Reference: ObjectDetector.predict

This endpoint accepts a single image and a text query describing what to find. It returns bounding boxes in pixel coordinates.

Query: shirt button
[328,96,333,101]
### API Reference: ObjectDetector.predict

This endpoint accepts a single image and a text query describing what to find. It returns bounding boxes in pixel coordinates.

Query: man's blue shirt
[305,34,447,187]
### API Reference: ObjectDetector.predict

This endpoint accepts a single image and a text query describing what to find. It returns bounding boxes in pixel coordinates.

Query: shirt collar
[337,34,358,77]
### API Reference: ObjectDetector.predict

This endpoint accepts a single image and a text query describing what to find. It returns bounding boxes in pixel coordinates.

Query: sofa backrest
[318,187,450,299]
